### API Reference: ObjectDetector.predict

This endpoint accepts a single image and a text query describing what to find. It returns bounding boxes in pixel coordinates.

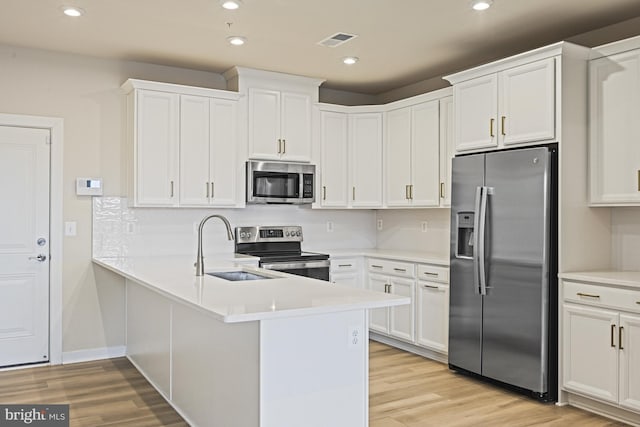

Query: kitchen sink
[207,271,274,281]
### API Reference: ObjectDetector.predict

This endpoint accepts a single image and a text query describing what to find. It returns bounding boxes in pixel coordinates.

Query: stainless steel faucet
[195,214,234,276]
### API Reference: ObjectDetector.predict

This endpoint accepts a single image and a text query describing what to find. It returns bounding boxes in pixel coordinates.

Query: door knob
[29,254,47,262]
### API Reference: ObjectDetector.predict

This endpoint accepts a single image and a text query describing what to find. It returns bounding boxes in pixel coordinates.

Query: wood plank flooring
[0,342,628,426]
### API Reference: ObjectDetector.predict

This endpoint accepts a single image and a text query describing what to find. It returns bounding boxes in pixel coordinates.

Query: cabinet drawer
[564,280,640,314]
[416,264,449,284]
[367,258,415,278]
[330,258,359,273]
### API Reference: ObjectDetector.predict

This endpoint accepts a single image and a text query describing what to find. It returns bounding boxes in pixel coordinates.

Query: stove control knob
[240,232,246,238]
[296,231,301,237]
[246,232,252,238]
[285,231,290,237]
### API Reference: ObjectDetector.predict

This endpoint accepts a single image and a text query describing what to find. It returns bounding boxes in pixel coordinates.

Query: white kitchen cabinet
[620,314,640,412]
[248,88,311,162]
[589,49,640,205]
[367,259,416,343]
[415,263,449,353]
[447,57,556,153]
[330,257,362,289]
[562,278,640,415]
[319,111,349,207]
[132,89,180,206]
[350,113,383,207]
[563,303,619,403]
[179,96,238,207]
[385,101,440,207]
[439,96,454,207]
[123,79,241,208]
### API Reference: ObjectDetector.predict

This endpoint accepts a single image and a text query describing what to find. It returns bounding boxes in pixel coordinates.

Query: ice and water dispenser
[456,212,475,259]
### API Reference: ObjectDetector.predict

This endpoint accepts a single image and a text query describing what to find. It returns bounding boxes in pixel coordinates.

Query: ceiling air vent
[317,32,358,48]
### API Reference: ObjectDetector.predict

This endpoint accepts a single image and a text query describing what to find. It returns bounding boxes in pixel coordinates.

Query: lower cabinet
[562,279,640,415]
[365,257,449,356]
[329,257,362,288]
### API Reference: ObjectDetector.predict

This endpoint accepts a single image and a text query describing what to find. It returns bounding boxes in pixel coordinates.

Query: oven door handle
[260,260,330,270]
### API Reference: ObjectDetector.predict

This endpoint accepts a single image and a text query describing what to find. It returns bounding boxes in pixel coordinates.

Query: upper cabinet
[319,110,349,207]
[350,113,384,207]
[248,88,312,162]
[450,58,555,152]
[439,96,454,207]
[590,44,640,206]
[225,67,324,164]
[122,79,242,208]
[444,44,572,154]
[385,100,440,207]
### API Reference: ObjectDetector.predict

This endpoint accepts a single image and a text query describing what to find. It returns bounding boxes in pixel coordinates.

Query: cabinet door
[499,58,556,146]
[368,274,389,334]
[439,96,454,207]
[385,107,412,206]
[248,88,280,160]
[209,98,238,206]
[453,74,497,152]
[330,272,361,289]
[136,90,179,206]
[620,313,640,412]
[388,277,415,342]
[350,113,383,207]
[320,111,349,207]
[562,304,619,404]
[416,282,449,353]
[590,50,640,205]
[281,92,312,162]
[411,100,440,207]
[179,95,210,206]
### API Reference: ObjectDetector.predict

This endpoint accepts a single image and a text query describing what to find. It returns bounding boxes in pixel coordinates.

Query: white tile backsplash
[375,209,450,257]
[93,198,377,258]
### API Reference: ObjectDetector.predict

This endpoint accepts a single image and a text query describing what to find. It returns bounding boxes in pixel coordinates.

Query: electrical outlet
[421,221,428,232]
[326,221,334,232]
[377,219,383,231]
[348,325,362,347]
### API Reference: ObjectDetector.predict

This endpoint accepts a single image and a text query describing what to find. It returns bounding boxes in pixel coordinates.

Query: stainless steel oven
[246,161,315,204]
[235,226,330,281]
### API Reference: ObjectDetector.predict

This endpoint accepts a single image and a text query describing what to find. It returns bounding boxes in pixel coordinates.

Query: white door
[350,113,383,207]
[385,107,412,207]
[439,96,454,206]
[411,100,440,207]
[320,111,349,207]
[388,277,415,342]
[248,88,280,160]
[620,313,640,412]
[368,274,389,334]
[562,304,619,404]
[280,92,312,162]
[209,98,238,207]
[453,74,498,151]
[0,126,50,367]
[179,94,211,206]
[416,282,449,352]
[499,58,556,146]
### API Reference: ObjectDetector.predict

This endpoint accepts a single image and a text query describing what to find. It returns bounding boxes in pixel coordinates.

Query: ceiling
[2,0,640,95]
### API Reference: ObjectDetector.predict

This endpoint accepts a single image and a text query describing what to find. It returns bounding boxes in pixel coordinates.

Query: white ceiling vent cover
[317,32,358,48]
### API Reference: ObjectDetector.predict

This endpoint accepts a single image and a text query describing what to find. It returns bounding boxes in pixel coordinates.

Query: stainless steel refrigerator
[448,145,557,401]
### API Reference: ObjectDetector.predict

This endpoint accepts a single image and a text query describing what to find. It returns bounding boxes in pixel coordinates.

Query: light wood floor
[0,342,628,426]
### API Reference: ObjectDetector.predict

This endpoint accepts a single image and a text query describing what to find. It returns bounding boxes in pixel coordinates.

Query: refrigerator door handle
[478,186,489,296]
[473,186,483,295]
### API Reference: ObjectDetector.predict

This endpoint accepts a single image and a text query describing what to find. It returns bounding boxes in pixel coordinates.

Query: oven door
[260,260,330,281]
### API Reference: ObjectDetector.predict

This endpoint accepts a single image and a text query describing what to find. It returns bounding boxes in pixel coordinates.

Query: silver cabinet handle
[422,284,439,289]
[371,265,383,269]
[577,292,600,299]
[393,268,406,272]
[423,272,438,277]
[338,264,352,267]
[29,254,47,262]
[206,182,210,198]
[170,181,174,197]
[282,139,286,154]
[211,182,215,198]
[277,139,282,154]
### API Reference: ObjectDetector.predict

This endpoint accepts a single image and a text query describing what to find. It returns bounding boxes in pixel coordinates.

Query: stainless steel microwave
[246,161,315,204]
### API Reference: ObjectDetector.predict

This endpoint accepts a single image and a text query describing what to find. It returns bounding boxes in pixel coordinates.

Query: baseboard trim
[567,392,640,427]
[62,346,126,364]
[370,332,448,364]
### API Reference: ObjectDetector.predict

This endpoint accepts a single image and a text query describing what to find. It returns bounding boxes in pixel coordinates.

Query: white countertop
[93,255,409,323]
[318,248,449,266]
[560,271,640,290]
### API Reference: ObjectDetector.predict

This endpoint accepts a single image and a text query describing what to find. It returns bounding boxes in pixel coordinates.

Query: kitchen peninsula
[93,255,408,427]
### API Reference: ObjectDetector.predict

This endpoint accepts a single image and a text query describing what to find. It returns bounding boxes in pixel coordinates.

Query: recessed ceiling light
[61,6,85,17]
[342,56,359,65]
[227,36,247,46]
[471,0,493,10]
[220,0,242,10]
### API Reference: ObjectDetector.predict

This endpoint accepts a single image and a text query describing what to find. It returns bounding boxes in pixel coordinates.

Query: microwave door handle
[473,186,482,296]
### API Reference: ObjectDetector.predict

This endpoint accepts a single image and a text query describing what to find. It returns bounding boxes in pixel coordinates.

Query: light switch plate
[64,221,77,237]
